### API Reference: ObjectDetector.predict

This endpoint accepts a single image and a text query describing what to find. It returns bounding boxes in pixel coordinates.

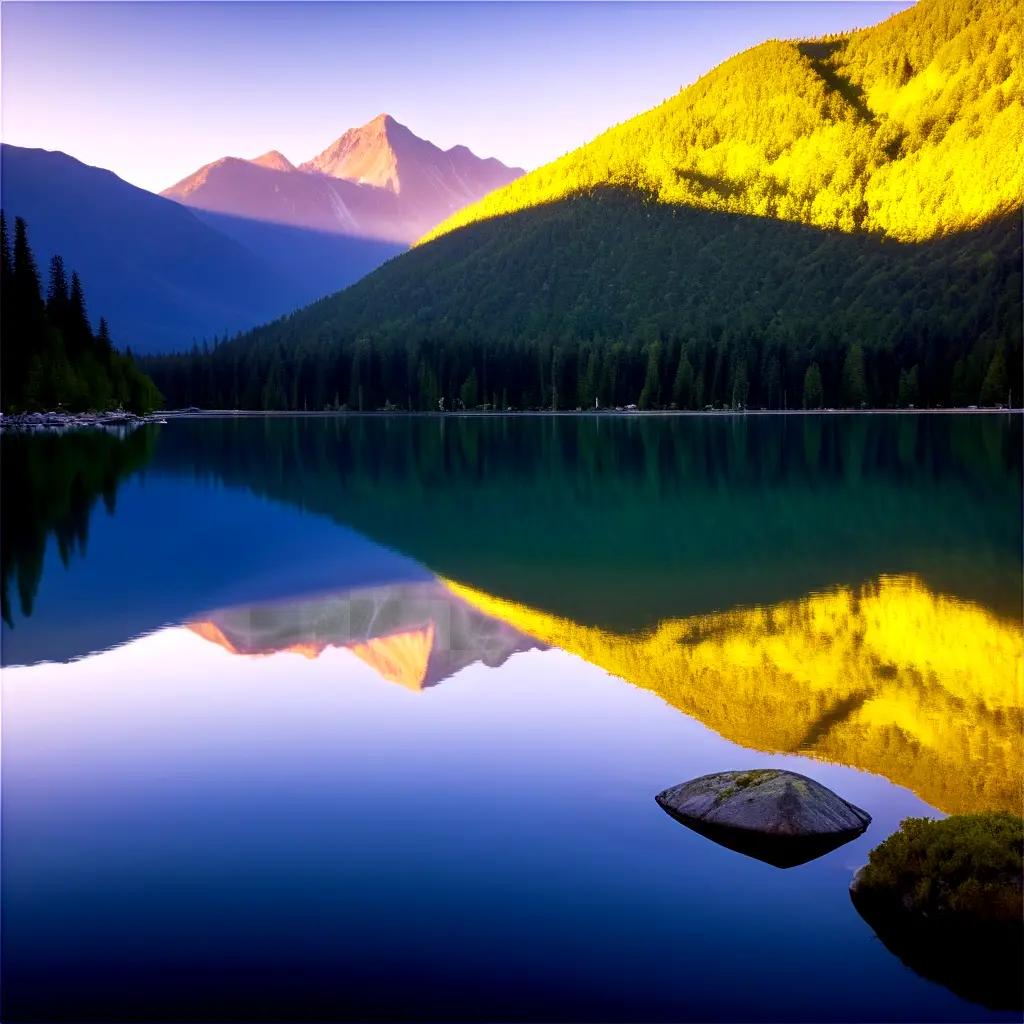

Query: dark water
[1,414,1021,1023]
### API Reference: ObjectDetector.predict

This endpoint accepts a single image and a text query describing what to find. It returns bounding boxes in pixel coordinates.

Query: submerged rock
[655,768,871,867]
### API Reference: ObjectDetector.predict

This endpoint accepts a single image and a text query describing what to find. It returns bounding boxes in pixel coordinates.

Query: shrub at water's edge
[851,813,1024,1010]
[0,212,162,415]
[853,813,1023,922]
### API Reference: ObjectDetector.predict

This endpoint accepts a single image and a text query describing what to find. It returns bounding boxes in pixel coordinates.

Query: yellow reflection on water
[444,575,1023,815]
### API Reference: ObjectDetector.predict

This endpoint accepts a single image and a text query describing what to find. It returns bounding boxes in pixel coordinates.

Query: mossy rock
[851,813,1023,1011]
[656,769,870,868]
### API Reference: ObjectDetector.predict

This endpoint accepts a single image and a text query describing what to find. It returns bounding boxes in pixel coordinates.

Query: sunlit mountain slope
[446,575,1023,816]
[425,0,1021,243]
[155,0,1022,410]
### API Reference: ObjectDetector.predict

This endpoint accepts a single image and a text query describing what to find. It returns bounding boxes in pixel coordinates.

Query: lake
[1,413,1021,1023]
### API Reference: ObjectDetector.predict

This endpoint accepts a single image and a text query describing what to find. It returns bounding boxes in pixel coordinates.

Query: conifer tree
[0,211,11,287]
[841,344,867,407]
[47,254,70,325]
[672,351,695,409]
[67,272,93,353]
[898,365,920,407]
[0,213,160,413]
[803,362,824,409]
[638,342,662,409]
[979,347,1008,407]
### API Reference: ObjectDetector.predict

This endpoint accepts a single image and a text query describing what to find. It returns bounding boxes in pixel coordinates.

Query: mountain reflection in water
[446,574,1023,816]
[180,571,1022,819]
[188,581,543,690]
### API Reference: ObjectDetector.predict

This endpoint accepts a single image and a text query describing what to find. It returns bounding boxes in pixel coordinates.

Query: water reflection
[2,417,1021,817]
[2,415,1022,1022]
[446,574,1023,816]
[1,425,157,624]
[188,581,542,690]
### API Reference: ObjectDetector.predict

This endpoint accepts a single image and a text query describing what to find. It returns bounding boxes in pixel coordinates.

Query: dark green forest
[1,212,161,414]
[144,195,1020,412]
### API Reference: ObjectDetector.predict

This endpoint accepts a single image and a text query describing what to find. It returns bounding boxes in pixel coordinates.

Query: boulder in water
[656,768,871,867]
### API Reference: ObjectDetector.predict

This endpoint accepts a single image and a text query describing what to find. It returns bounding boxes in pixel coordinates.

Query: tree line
[1,212,161,414]
[143,195,1019,412]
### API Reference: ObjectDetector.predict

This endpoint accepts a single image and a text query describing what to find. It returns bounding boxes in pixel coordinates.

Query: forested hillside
[146,0,1022,411]
[1,213,161,413]
[425,0,1021,243]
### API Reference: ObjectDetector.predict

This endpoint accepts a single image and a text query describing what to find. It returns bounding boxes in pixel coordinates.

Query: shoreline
[159,407,1021,418]
[1,406,1020,432]
[0,410,169,434]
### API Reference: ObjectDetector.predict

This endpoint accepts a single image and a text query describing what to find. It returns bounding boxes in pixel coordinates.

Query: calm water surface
[2,414,1021,1023]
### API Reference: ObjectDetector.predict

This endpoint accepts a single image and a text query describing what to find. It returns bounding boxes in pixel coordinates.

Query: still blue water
[1,414,1021,1022]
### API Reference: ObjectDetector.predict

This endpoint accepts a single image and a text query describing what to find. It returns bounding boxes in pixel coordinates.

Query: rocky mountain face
[162,114,523,243]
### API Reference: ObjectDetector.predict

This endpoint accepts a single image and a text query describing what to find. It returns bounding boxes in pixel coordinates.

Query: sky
[2,1,911,195]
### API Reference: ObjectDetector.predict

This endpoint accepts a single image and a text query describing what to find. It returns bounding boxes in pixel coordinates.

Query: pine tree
[638,341,662,409]
[67,272,93,354]
[950,358,972,407]
[842,344,867,407]
[460,368,479,409]
[97,317,113,350]
[764,353,782,409]
[898,365,920,407]
[803,362,824,409]
[47,254,70,327]
[6,216,46,406]
[0,211,12,289]
[0,213,160,413]
[731,357,749,409]
[12,216,44,325]
[672,351,695,409]
[979,347,1008,406]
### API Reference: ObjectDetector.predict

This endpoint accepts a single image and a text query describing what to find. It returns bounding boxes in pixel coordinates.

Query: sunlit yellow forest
[425,0,1022,243]
[446,575,1023,817]
[151,0,1023,413]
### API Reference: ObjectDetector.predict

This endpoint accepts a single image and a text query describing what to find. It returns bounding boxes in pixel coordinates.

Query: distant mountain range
[164,113,523,243]
[0,117,521,353]
[159,0,1019,411]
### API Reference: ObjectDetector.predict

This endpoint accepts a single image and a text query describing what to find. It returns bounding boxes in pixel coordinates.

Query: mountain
[162,114,524,244]
[0,145,291,353]
[149,0,1021,409]
[424,0,1021,245]
[0,145,401,354]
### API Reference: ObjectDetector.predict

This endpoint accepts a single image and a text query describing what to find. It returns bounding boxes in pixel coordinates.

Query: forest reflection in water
[446,574,1022,816]
[2,413,1021,817]
[181,571,1022,819]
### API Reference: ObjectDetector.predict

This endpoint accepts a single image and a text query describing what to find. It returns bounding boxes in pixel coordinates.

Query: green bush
[858,812,1023,923]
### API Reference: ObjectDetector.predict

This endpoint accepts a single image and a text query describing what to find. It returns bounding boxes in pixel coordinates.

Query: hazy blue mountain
[0,145,401,353]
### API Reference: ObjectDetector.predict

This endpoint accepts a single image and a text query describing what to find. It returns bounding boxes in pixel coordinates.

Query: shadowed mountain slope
[0,145,402,354]
[151,0,1022,409]
[0,145,300,353]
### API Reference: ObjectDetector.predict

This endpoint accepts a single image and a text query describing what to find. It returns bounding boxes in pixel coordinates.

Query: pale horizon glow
[1,1,911,194]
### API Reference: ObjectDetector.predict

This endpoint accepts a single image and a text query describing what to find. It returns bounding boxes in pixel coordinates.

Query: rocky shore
[0,410,168,433]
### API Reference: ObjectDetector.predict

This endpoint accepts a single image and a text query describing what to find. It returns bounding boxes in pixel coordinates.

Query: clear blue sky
[2,1,911,194]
